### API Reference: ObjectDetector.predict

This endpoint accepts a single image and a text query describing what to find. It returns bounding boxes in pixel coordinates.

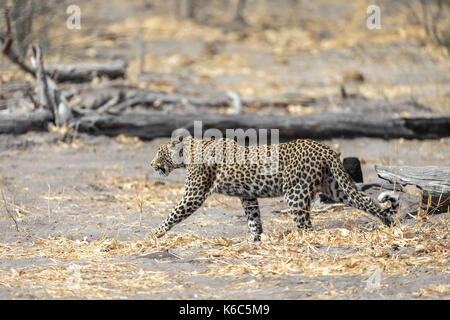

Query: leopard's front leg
[152,169,212,238]
[152,198,199,238]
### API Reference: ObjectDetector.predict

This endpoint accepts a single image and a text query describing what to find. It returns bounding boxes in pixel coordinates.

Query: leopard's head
[151,136,185,177]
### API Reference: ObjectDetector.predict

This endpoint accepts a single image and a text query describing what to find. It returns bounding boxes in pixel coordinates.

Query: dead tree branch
[1,190,19,232]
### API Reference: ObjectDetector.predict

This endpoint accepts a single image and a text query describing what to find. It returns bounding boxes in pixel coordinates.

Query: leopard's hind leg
[284,182,314,230]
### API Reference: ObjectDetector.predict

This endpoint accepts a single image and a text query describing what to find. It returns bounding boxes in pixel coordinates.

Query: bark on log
[375,165,450,195]
[375,165,450,213]
[0,110,52,134]
[2,111,450,141]
[46,60,127,83]
[74,112,450,140]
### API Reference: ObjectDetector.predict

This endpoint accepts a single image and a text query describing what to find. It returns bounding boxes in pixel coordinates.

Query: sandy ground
[0,132,448,299]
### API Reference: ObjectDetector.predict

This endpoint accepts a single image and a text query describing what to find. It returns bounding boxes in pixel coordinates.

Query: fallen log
[46,60,127,83]
[2,111,450,141]
[0,110,53,134]
[74,112,450,140]
[375,165,450,213]
[375,165,450,195]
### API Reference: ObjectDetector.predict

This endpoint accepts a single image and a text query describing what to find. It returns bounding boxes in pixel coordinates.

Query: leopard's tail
[326,151,399,226]
[377,191,400,216]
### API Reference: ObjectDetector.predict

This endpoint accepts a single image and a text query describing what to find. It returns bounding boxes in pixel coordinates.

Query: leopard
[150,135,399,241]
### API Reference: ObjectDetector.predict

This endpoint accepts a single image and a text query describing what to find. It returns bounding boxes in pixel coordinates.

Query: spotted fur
[150,136,399,241]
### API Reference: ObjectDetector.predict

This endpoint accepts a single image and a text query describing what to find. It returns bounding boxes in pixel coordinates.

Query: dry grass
[0,218,448,298]
[0,173,448,298]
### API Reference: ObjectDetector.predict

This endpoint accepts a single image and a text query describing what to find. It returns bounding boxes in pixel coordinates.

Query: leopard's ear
[169,135,184,147]
[174,135,184,143]
[168,135,185,162]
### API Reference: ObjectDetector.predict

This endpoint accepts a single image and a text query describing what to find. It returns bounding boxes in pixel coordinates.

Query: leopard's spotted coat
[150,136,398,241]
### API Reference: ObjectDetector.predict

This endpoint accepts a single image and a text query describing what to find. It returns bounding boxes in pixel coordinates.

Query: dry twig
[1,190,19,232]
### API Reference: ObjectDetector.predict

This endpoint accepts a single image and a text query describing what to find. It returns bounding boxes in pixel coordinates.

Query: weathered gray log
[2,110,450,141]
[46,60,127,83]
[75,112,450,140]
[375,165,450,195]
[375,165,450,213]
[0,110,53,134]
